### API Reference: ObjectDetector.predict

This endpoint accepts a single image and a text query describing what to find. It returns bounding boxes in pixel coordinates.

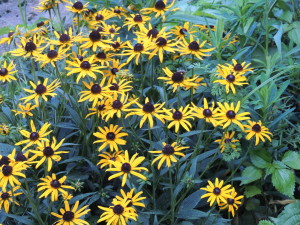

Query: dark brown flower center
[252,124,261,132]
[25,41,37,52]
[106,132,116,140]
[111,68,119,75]
[1,192,10,200]
[95,14,104,21]
[134,43,144,52]
[8,32,14,38]
[226,110,236,119]
[227,198,234,204]
[121,163,131,173]
[37,21,45,27]
[50,179,61,188]
[47,50,58,59]
[63,211,74,221]
[98,104,105,111]
[171,72,184,83]
[225,138,231,143]
[2,165,12,176]
[15,152,27,162]
[162,144,175,155]
[155,0,166,10]
[234,63,243,71]
[147,28,159,38]
[110,83,119,91]
[203,109,212,117]
[0,68,8,76]
[89,30,101,42]
[30,132,40,141]
[43,146,54,157]
[156,37,167,47]
[91,84,101,94]
[173,111,183,120]
[226,74,235,83]
[112,100,123,109]
[80,61,91,70]
[112,42,121,49]
[113,204,124,215]
[109,28,116,33]
[77,55,84,61]
[114,9,121,14]
[133,14,143,22]
[96,52,106,59]
[72,1,83,10]
[0,156,10,166]
[35,84,47,94]
[59,34,70,43]
[213,187,221,195]
[188,41,200,51]
[143,102,155,113]
[179,28,187,35]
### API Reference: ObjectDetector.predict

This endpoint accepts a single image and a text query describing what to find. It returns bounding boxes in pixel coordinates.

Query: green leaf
[270,201,300,225]
[258,220,275,225]
[245,185,262,198]
[4,213,33,225]
[273,23,283,57]
[271,168,295,197]
[282,151,300,170]
[69,192,97,204]
[250,150,272,169]
[241,166,262,185]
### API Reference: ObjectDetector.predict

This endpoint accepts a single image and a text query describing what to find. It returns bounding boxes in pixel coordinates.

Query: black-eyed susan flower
[34,0,59,12]
[97,150,124,169]
[63,0,88,14]
[177,35,215,60]
[244,120,272,146]
[109,6,127,19]
[29,137,67,171]
[218,188,244,217]
[93,125,128,152]
[135,23,163,41]
[159,67,199,92]
[51,200,90,224]
[103,95,136,121]
[141,0,178,21]
[11,103,37,118]
[215,101,250,131]
[125,97,165,128]
[107,150,148,187]
[10,35,46,58]
[171,22,197,40]
[35,45,68,68]
[7,149,29,165]
[0,26,20,45]
[194,24,216,32]
[30,20,49,37]
[38,173,75,202]
[213,68,248,94]
[20,78,61,106]
[149,142,188,169]
[200,178,233,206]
[15,120,52,150]
[65,55,104,83]
[86,9,114,28]
[103,59,128,84]
[113,189,146,208]
[214,131,239,153]
[80,30,112,52]
[85,99,109,118]
[0,163,26,192]
[110,37,128,52]
[225,59,253,75]
[92,51,114,67]
[100,22,121,39]
[122,37,154,65]
[51,27,80,50]
[98,198,137,224]
[0,123,10,136]
[164,105,194,133]
[78,79,111,108]
[0,186,22,213]
[107,79,133,97]
[192,98,219,127]
[123,14,151,31]
[0,61,18,83]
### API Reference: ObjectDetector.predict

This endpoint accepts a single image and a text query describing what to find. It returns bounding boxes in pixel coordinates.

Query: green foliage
[271,201,300,225]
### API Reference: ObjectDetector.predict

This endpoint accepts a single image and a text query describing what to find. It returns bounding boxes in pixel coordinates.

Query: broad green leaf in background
[282,151,300,170]
[241,166,262,185]
[271,168,295,197]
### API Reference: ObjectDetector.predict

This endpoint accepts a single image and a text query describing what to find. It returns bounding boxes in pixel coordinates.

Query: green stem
[169,169,175,225]
[31,59,37,83]
[18,0,27,28]
[148,124,156,211]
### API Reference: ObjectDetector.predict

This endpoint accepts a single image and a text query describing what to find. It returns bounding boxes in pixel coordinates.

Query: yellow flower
[38,173,74,202]
[91,51,114,67]
[20,78,60,106]
[29,137,67,171]
[97,150,124,169]
[110,37,128,52]
[51,27,80,50]
[123,14,151,31]
[0,163,26,192]
[215,101,250,131]
[0,186,22,213]
[100,22,121,39]
[125,97,165,128]
[191,98,219,127]
[35,45,68,68]
[93,125,128,152]
[85,99,110,119]
[11,103,37,118]
[34,0,59,12]
[141,0,178,21]
[149,142,188,169]
[0,123,10,136]
[109,6,127,19]
[0,26,20,45]
[225,59,253,75]
[51,200,90,224]
[244,120,272,145]
[63,0,88,14]
[102,59,129,84]
[107,150,148,187]
[80,30,112,52]
[214,131,239,153]
[170,22,197,40]
[218,188,244,217]
[0,61,18,83]
[200,178,233,206]
[86,9,114,28]
[163,105,194,133]
[113,188,146,208]
[10,35,46,58]
[15,120,52,150]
